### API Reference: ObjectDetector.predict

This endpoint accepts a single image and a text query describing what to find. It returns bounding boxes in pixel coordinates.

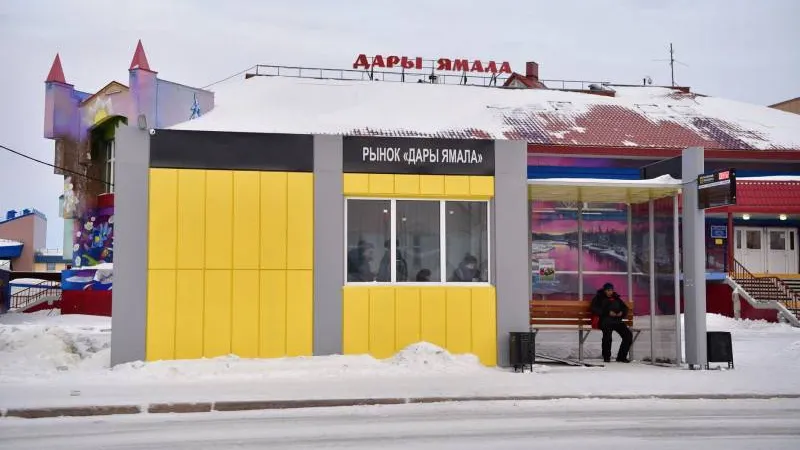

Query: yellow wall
[146,168,313,361]
[343,286,497,365]
[342,173,497,365]
[343,173,494,198]
[33,262,68,272]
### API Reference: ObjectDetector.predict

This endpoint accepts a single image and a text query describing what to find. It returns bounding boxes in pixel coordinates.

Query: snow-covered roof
[171,76,800,151]
[0,239,23,248]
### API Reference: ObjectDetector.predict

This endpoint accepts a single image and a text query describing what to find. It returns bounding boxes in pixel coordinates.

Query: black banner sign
[343,136,495,175]
[698,168,736,209]
[150,129,314,172]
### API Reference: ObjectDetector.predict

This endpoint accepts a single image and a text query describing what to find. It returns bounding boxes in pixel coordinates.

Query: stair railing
[730,259,800,312]
[9,281,62,311]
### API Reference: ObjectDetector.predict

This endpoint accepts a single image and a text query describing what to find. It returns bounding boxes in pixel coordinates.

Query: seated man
[590,283,633,363]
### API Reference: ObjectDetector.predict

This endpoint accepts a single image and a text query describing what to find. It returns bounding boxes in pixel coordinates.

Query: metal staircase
[725,259,800,327]
[9,280,62,312]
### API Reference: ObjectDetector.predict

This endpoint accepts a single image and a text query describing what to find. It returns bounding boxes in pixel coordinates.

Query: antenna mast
[669,43,675,87]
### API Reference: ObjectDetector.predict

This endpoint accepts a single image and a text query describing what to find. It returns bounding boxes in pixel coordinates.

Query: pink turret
[44,54,80,140]
[129,40,158,129]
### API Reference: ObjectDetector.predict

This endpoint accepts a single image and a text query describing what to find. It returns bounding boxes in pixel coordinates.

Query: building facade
[43,41,214,266]
[770,97,800,115]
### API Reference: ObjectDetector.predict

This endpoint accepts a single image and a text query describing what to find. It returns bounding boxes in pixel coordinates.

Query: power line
[201,65,256,90]
[0,143,112,186]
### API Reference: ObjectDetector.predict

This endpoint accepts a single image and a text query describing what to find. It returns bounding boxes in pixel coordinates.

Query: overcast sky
[1,0,798,248]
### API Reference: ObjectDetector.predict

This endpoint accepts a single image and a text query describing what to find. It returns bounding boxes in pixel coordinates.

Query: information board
[698,169,736,209]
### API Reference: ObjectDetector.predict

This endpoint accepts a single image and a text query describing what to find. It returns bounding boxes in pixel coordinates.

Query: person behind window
[347,240,375,282]
[377,240,408,282]
[450,254,481,282]
[415,269,432,282]
[590,282,633,363]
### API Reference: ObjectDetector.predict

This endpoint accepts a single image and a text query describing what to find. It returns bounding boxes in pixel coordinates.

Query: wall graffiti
[73,211,114,267]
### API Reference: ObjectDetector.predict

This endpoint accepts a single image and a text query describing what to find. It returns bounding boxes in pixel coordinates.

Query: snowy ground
[1,399,799,449]
[0,311,799,410]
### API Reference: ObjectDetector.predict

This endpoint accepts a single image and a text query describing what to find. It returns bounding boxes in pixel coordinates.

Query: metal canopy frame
[528,177,683,366]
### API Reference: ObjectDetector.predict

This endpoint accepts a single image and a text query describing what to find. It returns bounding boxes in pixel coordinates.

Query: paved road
[1,399,799,449]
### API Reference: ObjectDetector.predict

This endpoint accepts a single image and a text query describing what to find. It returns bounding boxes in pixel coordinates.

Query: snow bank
[386,342,485,372]
[0,310,110,380]
[0,311,495,382]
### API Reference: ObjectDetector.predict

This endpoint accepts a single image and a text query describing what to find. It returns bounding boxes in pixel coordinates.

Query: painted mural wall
[44,42,214,266]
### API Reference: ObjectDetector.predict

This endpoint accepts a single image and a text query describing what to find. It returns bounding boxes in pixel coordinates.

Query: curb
[3,393,800,419]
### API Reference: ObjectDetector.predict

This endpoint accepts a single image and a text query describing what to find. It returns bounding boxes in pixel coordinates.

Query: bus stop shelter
[527,175,683,365]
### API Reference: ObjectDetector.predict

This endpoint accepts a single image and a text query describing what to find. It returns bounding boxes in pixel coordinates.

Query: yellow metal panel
[146,269,176,360]
[174,269,204,359]
[231,270,260,358]
[205,171,234,269]
[285,270,313,356]
[394,175,420,196]
[233,172,261,269]
[259,172,288,270]
[343,173,369,195]
[203,270,232,357]
[469,176,495,197]
[369,288,396,359]
[176,170,206,269]
[342,287,370,354]
[420,287,447,348]
[286,173,314,270]
[470,287,497,366]
[148,169,178,269]
[259,270,286,357]
[445,288,472,354]
[368,174,395,195]
[394,287,421,351]
[419,175,445,197]
[444,176,471,197]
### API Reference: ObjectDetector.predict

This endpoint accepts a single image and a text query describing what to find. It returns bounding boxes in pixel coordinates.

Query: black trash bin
[707,331,734,369]
[509,332,535,372]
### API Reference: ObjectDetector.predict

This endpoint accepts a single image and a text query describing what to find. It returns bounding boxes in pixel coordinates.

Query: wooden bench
[530,300,642,362]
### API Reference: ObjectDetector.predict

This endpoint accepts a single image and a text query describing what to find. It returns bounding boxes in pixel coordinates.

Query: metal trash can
[707,331,734,369]
[509,332,535,372]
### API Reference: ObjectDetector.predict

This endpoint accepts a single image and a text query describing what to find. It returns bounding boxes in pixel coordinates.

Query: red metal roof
[710,180,800,213]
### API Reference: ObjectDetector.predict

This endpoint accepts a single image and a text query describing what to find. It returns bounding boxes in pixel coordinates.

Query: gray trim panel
[111,126,150,365]
[313,135,344,355]
[492,140,530,367]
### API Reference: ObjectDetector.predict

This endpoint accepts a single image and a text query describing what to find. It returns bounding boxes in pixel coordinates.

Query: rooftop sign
[353,54,513,74]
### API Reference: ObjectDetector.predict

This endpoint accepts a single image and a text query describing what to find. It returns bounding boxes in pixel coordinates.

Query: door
[734,227,765,273]
[766,228,798,274]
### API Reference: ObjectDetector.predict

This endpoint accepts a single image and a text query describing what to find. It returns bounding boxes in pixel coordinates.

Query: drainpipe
[727,212,734,273]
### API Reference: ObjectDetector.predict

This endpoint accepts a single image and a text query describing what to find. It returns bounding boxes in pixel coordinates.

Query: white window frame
[344,197,492,286]
[104,139,115,193]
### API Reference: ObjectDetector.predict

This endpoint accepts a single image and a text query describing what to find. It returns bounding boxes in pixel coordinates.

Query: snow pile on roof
[0,239,23,247]
[0,310,110,381]
[171,76,800,151]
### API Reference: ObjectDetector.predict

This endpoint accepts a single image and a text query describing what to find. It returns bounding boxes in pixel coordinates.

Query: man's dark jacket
[590,289,629,328]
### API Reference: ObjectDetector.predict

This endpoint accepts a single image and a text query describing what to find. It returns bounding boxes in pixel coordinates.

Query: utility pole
[669,43,675,87]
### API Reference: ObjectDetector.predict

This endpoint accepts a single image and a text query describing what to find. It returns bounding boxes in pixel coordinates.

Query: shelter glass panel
[530,201,580,300]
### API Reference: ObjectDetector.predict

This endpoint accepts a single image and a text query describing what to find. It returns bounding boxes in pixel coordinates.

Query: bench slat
[530,299,634,327]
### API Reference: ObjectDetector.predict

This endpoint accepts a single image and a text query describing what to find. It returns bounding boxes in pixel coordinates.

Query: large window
[346,199,489,284]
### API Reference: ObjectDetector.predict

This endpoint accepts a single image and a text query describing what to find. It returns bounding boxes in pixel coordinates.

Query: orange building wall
[0,214,46,271]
